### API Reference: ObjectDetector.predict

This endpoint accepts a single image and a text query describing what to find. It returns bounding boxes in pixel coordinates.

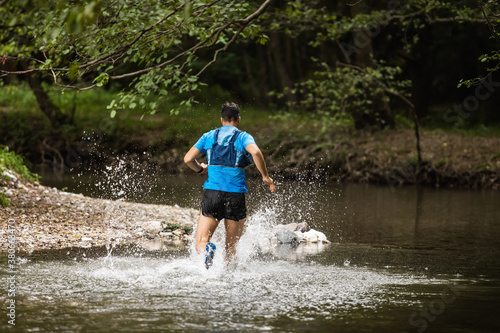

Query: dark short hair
[221,102,240,122]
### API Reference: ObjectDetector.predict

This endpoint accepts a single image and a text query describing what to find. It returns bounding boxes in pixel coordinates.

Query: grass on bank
[0,81,401,145]
[0,193,10,207]
[2,81,499,140]
[0,145,40,207]
[0,146,39,183]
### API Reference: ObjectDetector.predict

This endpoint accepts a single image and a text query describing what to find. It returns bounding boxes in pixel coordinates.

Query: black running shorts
[201,189,246,221]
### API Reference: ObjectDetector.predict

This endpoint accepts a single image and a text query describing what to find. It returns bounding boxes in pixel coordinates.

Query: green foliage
[264,0,500,128]
[278,61,410,129]
[0,0,273,118]
[0,193,11,208]
[161,222,182,231]
[0,81,38,110]
[182,225,194,233]
[0,146,39,183]
[457,1,500,88]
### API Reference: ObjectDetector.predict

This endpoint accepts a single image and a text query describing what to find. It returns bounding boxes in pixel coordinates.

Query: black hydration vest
[209,128,253,168]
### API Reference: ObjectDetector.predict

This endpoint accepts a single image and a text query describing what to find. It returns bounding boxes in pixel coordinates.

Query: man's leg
[195,212,219,254]
[224,218,246,262]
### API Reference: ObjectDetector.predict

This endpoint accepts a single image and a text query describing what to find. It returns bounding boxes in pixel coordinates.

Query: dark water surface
[1,170,500,332]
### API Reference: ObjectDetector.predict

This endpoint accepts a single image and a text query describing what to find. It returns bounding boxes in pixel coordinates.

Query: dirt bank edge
[1,172,199,253]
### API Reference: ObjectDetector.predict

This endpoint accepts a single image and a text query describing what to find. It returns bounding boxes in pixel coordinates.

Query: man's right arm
[184,147,207,174]
[246,143,276,193]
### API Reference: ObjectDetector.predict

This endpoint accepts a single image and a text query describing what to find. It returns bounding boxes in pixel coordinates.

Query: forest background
[1,0,499,190]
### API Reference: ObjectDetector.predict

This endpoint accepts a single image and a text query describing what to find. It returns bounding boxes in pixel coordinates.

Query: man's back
[193,125,255,193]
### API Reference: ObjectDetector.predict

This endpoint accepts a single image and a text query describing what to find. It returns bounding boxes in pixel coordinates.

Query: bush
[0,192,11,208]
[0,146,39,183]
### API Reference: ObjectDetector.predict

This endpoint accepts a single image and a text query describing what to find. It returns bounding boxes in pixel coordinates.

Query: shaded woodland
[1,1,499,188]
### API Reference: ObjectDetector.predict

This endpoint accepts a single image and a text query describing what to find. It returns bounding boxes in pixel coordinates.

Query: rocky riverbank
[0,170,199,253]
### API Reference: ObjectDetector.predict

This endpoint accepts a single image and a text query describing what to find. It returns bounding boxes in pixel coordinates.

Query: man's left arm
[246,143,275,192]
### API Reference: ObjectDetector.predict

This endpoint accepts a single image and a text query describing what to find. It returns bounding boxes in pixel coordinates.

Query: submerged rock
[272,224,293,234]
[266,223,330,245]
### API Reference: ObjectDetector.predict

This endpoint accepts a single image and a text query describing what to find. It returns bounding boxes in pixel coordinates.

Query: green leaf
[68,63,80,80]
[106,99,116,110]
[110,110,116,118]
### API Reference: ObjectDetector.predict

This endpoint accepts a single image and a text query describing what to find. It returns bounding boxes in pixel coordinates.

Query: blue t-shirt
[193,125,256,193]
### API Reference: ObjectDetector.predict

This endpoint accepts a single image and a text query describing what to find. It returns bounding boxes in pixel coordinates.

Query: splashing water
[9,245,453,333]
[91,156,159,202]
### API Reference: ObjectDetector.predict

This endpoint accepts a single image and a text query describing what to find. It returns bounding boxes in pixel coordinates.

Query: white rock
[302,230,317,243]
[140,221,163,234]
[81,237,93,242]
[303,230,318,243]
[4,189,13,196]
[159,231,173,237]
[303,229,329,244]
[275,228,298,244]
[315,229,328,242]
[2,171,17,182]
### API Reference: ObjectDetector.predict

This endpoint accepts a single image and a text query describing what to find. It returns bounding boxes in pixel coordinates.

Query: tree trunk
[243,52,264,108]
[25,73,68,128]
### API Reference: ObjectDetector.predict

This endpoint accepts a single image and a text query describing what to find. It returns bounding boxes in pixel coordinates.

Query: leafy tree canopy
[0,0,273,119]
[260,0,499,128]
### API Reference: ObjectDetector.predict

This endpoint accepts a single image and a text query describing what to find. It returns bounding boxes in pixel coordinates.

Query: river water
[2,170,500,332]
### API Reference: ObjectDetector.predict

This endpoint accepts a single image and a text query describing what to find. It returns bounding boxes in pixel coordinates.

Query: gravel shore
[1,171,198,253]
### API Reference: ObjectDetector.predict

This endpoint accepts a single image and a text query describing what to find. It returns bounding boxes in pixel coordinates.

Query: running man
[184,102,276,268]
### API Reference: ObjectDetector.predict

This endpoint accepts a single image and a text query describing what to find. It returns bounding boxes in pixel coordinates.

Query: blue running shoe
[205,242,216,269]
